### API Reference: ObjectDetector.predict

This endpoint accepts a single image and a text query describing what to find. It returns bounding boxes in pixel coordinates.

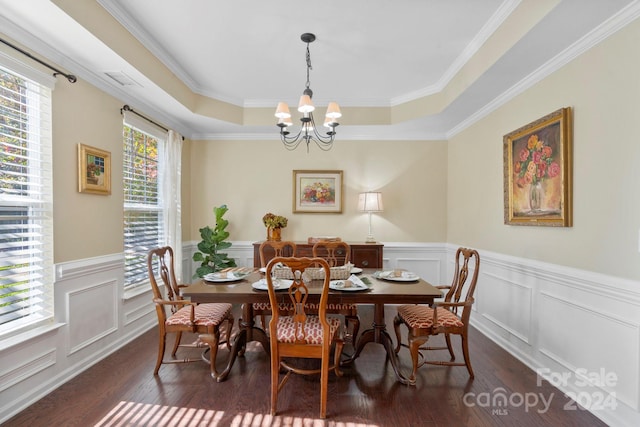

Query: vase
[267,227,282,241]
[529,181,543,212]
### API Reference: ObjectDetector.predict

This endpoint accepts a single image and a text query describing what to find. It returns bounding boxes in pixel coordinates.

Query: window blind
[0,65,54,333]
[123,125,163,289]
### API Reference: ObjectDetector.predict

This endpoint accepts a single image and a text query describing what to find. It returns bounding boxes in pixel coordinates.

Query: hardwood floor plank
[4,305,607,426]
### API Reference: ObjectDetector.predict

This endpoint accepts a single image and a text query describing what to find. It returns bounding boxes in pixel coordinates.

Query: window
[0,63,54,334]
[123,124,163,290]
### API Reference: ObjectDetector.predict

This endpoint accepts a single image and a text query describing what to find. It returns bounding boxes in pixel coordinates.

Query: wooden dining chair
[147,246,234,379]
[253,241,298,327]
[312,241,360,343]
[393,247,480,385]
[265,256,344,419]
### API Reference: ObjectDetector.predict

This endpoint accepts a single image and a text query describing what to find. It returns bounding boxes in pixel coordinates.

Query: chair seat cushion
[166,302,232,327]
[276,316,341,344]
[397,305,464,329]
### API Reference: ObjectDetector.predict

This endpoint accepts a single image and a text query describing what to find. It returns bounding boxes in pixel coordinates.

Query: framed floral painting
[293,170,343,213]
[78,143,111,195]
[503,107,572,226]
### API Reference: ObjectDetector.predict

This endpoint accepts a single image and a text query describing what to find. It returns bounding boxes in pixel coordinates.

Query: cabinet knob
[362,260,369,267]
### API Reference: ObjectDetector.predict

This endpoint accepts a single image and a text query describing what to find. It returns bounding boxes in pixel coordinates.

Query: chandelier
[275,33,341,152]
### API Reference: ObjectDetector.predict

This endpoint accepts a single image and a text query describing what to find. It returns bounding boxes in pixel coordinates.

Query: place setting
[251,277,294,291]
[203,267,253,283]
[329,274,371,292]
[372,269,420,282]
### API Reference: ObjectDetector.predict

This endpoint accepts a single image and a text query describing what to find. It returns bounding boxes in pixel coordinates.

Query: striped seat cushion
[275,316,341,344]
[166,302,232,327]
[397,305,463,329]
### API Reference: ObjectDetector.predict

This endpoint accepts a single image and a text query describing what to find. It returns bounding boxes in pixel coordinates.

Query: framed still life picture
[503,107,572,226]
[78,143,111,195]
[293,170,343,213]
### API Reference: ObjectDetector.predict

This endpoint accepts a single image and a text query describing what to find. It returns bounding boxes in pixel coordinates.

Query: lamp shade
[325,102,342,119]
[298,95,315,113]
[275,102,291,119]
[358,192,384,212]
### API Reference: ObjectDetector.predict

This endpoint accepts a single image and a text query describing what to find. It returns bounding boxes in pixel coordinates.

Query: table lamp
[358,192,384,243]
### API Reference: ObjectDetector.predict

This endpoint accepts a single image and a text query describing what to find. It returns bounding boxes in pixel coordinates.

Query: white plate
[376,271,420,282]
[350,267,363,274]
[203,272,250,283]
[329,279,369,292]
[252,278,293,291]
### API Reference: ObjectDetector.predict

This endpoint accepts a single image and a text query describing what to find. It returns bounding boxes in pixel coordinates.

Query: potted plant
[193,204,237,278]
[262,212,288,241]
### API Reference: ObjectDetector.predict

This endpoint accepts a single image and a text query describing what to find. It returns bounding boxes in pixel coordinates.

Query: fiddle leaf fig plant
[193,204,237,278]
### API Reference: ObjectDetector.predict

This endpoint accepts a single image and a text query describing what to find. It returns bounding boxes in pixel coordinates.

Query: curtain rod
[120,105,184,140]
[0,37,77,83]
[121,104,168,132]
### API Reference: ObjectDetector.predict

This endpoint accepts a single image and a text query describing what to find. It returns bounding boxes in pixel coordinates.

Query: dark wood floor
[5,305,607,427]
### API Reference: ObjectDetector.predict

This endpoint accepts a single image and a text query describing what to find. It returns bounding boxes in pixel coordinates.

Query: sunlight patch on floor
[95,401,380,427]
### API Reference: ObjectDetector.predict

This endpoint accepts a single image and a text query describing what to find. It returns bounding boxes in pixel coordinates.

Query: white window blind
[123,119,165,290]
[0,64,54,334]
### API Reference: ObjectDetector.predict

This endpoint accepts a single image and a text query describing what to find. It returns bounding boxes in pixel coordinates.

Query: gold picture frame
[503,107,572,226]
[78,143,111,195]
[293,170,343,213]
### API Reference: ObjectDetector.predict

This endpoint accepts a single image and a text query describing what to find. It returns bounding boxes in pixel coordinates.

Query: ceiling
[0,0,638,141]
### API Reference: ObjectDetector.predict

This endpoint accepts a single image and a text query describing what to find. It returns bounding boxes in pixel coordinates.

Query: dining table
[182,268,442,385]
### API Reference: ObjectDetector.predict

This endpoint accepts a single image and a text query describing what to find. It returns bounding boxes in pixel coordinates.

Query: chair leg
[333,340,344,377]
[154,329,167,375]
[320,347,330,419]
[392,314,404,354]
[199,331,221,379]
[461,333,474,378]
[171,331,182,357]
[270,352,280,416]
[408,335,428,386]
[445,332,455,361]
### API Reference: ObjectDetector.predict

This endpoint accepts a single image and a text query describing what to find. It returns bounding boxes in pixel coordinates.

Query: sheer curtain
[161,130,183,282]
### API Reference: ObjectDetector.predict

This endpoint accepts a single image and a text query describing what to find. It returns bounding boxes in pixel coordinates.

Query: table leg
[344,303,413,385]
[214,303,270,382]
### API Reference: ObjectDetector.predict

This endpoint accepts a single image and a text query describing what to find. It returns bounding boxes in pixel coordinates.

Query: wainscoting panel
[538,291,639,410]
[67,279,118,355]
[480,271,532,345]
[0,348,56,393]
[467,245,640,426]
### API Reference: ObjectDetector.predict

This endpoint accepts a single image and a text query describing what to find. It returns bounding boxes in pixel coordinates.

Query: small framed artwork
[78,143,111,195]
[503,107,572,226]
[293,170,343,213]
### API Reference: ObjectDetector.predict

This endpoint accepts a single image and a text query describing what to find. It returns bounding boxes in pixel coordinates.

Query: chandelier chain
[305,43,312,91]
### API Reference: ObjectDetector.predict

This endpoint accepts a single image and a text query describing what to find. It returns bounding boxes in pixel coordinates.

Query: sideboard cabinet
[252,241,383,269]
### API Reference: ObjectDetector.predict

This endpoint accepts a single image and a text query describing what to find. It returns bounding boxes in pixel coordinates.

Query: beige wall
[41,15,640,282]
[52,78,125,263]
[447,17,640,280]
[187,139,448,244]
